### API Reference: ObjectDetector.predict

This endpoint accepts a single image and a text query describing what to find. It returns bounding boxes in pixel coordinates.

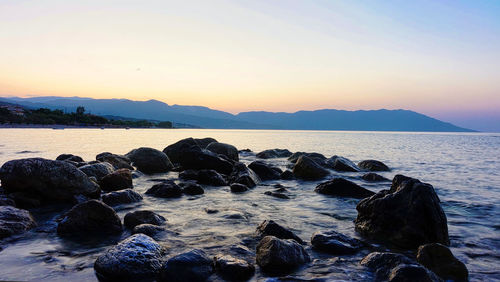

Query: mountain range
[0,96,473,132]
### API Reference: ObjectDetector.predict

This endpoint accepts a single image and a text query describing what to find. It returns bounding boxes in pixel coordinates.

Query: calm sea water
[0,129,499,281]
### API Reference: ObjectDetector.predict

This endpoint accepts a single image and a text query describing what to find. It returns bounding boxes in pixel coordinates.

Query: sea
[0,128,499,281]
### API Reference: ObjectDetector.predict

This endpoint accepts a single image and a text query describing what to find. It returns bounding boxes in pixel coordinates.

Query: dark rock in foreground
[288,152,326,164]
[158,249,213,282]
[358,159,390,171]
[132,224,168,238]
[230,183,249,193]
[96,152,134,170]
[355,175,449,249]
[248,161,282,180]
[146,181,183,198]
[256,236,310,274]
[179,169,227,186]
[94,234,164,281]
[99,168,133,191]
[126,147,173,174]
[0,206,37,239]
[229,163,260,188]
[256,220,304,244]
[314,178,375,199]
[292,155,329,180]
[79,162,114,181]
[177,145,233,175]
[362,172,389,182]
[57,200,122,235]
[124,210,166,229]
[256,149,293,159]
[214,254,255,281]
[326,156,360,172]
[280,170,294,180]
[102,189,143,206]
[0,196,16,207]
[206,142,239,162]
[56,153,84,163]
[311,230,365,254]
[417,243,468,281]
[180,182,204,195]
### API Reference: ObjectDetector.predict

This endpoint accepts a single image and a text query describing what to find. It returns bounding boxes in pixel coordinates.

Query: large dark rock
[195,137,218,148]
[180,182,204,195]
[94,234,165,281]
[126,147,173,174]
[326,156,360,172]
[417,243,468,281]
[206,142,239,162]
[146,181,183,198]
[248,161,282,180]
[163,138,200,164]
[256,236,310,274]
[0,158,100,202]
[124,210,166,229]
[79,162,115,181]
[355,175,449,249]
[280,170,295,180]
[256,220,304,244]
[229,163,260,188]
[96,152,134,170]
[158,249,213,282]
[99,168,133,191]
[288,152,327,164]
[179,169,227,186]
[230,183,249,193]
[0,206,37,239]
[57,200,122,235]
[56,154,84,162]
[292,156,329,180]
[256,149,293,159]
[176,145,233,175]
[362,172,389,182]
[311,230,365,254]
[314,178,375,199]
[358,160,390,171]
[214,254,255,281]
[102,189,143,206]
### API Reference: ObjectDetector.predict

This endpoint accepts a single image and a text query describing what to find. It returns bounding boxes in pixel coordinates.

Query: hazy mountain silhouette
[0,96,473,131]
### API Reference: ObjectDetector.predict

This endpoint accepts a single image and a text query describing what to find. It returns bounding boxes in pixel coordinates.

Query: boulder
[311,230,365,254]
[0,206,37,239]
[146,181,183,198]
[94,234,164,281]
[180,183,204,195]
[256,149,292,159]
[57,200,122,235]
[417,243,468,281]
[314,178,375,199]
[388,264,440,282]
[124,210,166,229]
[264,191,290,199]
[0,158,100,202]
[292,156,329,180]
[360,252,439,281]
[355,175,449,249]
[214,254,255,280]
[102,189,143,206]
[0,196,16,207]
[99,168,133,191]
[163,138,200,164]
[288,152,327,164]
[176,145,233,175]
[228,163,260,188]
[125,147,173,174]
[358,160,390,171]
[362,172,389,182]
[280,170,295,180]
[256,220,304,244]
[96,152,134,170]
[256,236,310,274]
[195,137,218,148]
[230,183,249,193]
[79,162,115,181]
[56,154,84,163]
[132,224,168,238]
[158,249,213,282]
[206,142,239,162]
[248,161,282,180]
[179,169,227,186]
[326,156,360,172]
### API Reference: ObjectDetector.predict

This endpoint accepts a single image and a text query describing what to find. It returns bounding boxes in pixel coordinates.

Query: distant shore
[0,123,175,129]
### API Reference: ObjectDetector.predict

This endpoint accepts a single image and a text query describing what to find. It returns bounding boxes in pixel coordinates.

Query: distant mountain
[0,96,474,132]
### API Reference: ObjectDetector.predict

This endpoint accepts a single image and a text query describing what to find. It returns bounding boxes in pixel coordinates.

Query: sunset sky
[1,1,499,130]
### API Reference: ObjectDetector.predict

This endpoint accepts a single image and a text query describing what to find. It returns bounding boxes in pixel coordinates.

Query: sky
[1,0,499,131]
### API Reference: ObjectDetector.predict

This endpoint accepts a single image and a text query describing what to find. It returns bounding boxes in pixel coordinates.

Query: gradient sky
[1,0,499,130]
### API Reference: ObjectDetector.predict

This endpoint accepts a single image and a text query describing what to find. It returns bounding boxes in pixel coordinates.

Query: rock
[230,183,249,193]
[264,191,290,199]
[0,196,16,207]
[214,254,255,280]
[388,264,440,282]
[358,160,390,171]
[256,236,310,274]
[292,156,329,180]
[280,170,295,180]
[176,145,233,175]
[311,230,365,254]
[179,169,227,186]
[417,243,468,281]
[256,220,304,244]
[124,210,166,229]
[195,137,218,148]
[206,142,239,162]
[125,147,173,174]
[355,175,449,249]
[57,200,122,235]
[99,168,133,191]
[362,172,389,182]
[146,181,183,198]
[163,138,200,164]
[256,149,293,159]
[102,189,143,206]
[132,170,145,179]
[314,178,375,199]
[0,206,37,239]
[79,162,115,181]
[229,163,260,188]
[360,252,439,281]
[158,249,213,282]
[181,182,204,195]
[326,156,360,172]
[288,152,327,164]
[0,158,100,202]
[248,161,282,180]
[94,234,164,281]
[96,152,134,170]
[56,154,84,162]
[132,224,167,238]
[5,192,40,208]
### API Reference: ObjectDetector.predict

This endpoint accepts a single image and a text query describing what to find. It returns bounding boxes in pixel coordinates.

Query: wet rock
[326,156,360,172]
[179,169,227,186]
[417,243,468,281]
[362,172,389,182]
[56,154,84,163]
[229,163,260,188]
[181,182,204,195]
[360,252,439,281]
[177,145,234,175]
[256,236,310,274]
[124,210,166,229]
[57,200,122,235]
[256,220,304,244]
[292,156,329,180]
[206,142,239,162]
[146,181,183,198]
[79,162,115,181]
[264,191,290,199]
[0,206,37,239]
[358,160,390,171]
[125,147,174,174]
[158,249,213,282]
[94,234,164,281]
[99,168,133,191]
[230,183,249,193]
[132,224,167,238]
[102,189,143,206]
[355,175,449,249]
[256,149,293,159]
[0,158,100,202]
[311,230,365,254]
[280,170,295,180]
[388,264,440,282]
[163,138,200,164]
[248,161,282,180]
[288,152,327,164]
[214,254,255,280]
[96,152,134,170]
[131,170,145,179]
[5,192,40,208]
[195,137,218,149]
[314,178,375,199]
[0,196,16,207]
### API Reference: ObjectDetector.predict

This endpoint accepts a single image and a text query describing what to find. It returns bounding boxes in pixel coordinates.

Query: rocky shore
[0,137,468,281]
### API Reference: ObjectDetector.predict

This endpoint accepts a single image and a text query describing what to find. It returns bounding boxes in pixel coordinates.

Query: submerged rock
[292,156,329,180]
[56,154,84,163]
[314,178,375,199]
[94,234,165,281]
[326,156,360,172]
[102,189,143,206]
[179,169,227,186]
[280,170,295,180]
[146,181,183,198]
[230,183,249,193]
[248,161,282,180]
[311,230,365,254]
[124,210,166,229]
[132,224,168,238]
[256,220,304,244]
[96,152,134,170]
[180,182,204,195]
[256,236,310,274]
[358,160,390,171]
[0,206,37,239]
[206,142,239,162]
[79,162,114,181]
[355,175,449,249]
[256,149,293,159]
[99,168,133,191]
[126,147,173,174]
[362,172,389,182]
[229,163,260,188]
[158,249,214,282]
[417,243,468,281]
[214,254,255,280]
[57,200,122,235]
[360,252,439,281]
[264,191,290,199]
